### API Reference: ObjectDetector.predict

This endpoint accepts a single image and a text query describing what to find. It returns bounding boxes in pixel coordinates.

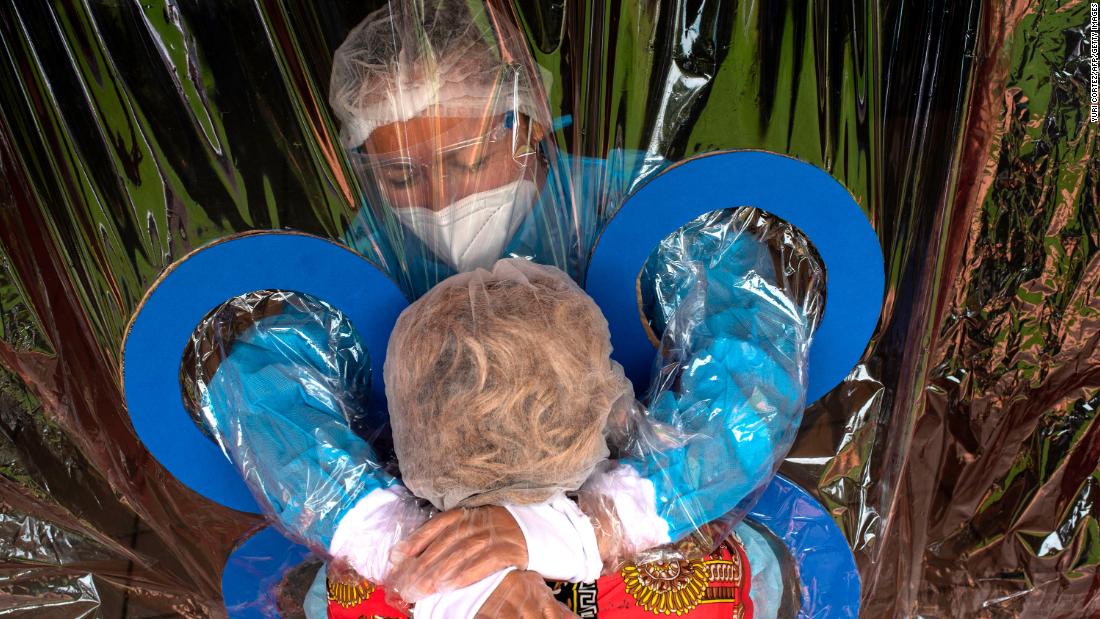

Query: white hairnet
[384,259,634,511]
[329,0,550,148]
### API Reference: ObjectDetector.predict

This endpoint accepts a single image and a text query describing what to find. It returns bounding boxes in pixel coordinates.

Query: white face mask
[390,179,539,272]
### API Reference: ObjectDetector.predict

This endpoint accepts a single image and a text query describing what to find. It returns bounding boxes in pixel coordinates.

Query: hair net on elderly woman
[385,259,633,512]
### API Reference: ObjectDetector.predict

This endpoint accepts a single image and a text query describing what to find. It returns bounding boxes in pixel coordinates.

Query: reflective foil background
[0,1,1096,617]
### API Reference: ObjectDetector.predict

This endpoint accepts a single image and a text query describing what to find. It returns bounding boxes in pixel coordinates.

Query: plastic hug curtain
[1,1,1097,617]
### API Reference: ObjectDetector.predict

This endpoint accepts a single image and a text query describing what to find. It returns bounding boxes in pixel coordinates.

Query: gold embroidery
[700,551,743,603]
[621,558,710,615]
[326,577,375,608]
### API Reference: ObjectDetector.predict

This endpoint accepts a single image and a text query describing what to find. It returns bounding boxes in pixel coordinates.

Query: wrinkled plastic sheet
[0,0,1098,617]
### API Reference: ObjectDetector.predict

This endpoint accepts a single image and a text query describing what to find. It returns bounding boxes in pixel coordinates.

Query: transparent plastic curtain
[0,1,1096,617]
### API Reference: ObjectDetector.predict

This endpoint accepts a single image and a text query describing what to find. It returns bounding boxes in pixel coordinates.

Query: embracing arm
[192,291,430,581]
[579,208,824,562]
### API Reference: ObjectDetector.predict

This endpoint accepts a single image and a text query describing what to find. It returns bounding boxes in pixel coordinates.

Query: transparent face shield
[330,3,568,297]
[352,110,544,210]
[349,105,549,276]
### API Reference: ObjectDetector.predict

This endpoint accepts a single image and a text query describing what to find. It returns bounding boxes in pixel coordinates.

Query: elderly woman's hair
[385,259,632,510]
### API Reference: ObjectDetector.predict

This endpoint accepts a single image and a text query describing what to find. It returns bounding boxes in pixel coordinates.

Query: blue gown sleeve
[621,208,824,542]
[194,292,399,550]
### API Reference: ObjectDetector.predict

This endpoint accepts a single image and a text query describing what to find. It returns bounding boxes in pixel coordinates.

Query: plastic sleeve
[584,209,823,557]
[193,292,429,555]
[412,568,515,619]
[579,461,671,557]
[329,486,429,582]
[504,494,603,582]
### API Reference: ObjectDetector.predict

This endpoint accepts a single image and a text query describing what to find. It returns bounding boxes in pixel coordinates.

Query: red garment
[327,534,753,618]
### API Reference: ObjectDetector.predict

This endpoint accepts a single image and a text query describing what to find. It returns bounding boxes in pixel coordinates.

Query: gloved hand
[388,506,528,601]
[474,570,578,619]
[389,497,603,601]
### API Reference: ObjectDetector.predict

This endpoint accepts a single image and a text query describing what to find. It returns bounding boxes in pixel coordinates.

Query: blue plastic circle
[748,475,861,617]
[587,151,884,405]
[122,232,408,513]
[222,527,312,618]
